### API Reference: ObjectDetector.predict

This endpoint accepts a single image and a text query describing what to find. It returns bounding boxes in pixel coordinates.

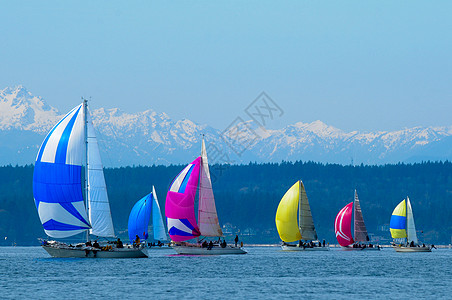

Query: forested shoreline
[1,161,451,245]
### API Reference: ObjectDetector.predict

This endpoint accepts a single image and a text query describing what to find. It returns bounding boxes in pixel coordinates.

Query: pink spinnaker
[334,202,354,247]
[165,157,201,242]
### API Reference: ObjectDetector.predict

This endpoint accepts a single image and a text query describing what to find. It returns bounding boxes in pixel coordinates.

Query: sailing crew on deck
[134,235,140,247]
[235,235,239,247]
[93,240,100,249]
[116,238,123,248]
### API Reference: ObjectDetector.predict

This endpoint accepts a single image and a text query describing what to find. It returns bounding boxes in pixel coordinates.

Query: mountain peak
[0,85,60,132]
[0,85,451,166]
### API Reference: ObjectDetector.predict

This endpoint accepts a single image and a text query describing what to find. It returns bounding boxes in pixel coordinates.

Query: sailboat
[165,138,246,255]
[390,197,431,252]
[334,190,380,250]
[33,100,147,258]
[275,181,329,251]
[128,186,169,248]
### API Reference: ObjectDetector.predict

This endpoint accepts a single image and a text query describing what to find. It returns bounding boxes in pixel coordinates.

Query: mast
[406,198,409,244]
[83,98,89,242]
[353,190,356,241]
[406,197,418,244]
[298,180,302,240]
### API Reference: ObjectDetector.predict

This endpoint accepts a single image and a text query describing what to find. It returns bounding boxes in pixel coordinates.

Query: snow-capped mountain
[1,85,451,166]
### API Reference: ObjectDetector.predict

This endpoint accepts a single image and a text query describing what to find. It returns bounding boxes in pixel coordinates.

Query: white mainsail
[86,108,115,237]
[198,138,223,237]
[299,181,317,241]
[152,186,168,241]
[353,190,369,242]
[406,197,418,244]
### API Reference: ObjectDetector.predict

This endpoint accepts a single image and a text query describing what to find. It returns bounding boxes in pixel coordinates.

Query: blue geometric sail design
[128,193,153,244]
[33,103,91,238]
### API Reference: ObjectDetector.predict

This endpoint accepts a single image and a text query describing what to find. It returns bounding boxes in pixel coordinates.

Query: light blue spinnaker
[128,193,153,244]
[128,186,168,244]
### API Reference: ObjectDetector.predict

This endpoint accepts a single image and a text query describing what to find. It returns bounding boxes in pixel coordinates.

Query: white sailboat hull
[340,245,381,251]
[147,245,172,250]
[281,245,329,251]
[172,245,246,255]
[42,245,148,258]
[393,246,431,253]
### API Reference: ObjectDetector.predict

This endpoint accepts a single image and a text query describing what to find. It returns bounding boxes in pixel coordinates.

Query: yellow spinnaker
[390,199,407,239]
[275,181,302,242]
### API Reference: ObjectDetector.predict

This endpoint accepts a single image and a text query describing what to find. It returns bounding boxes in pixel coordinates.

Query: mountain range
[1,85,451,166]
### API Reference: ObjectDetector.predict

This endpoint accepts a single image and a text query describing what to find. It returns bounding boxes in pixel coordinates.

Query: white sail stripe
[38,201,90,228]
[167,218,193,234]
[335,208,350,240]
[65,105,85,166]
[337,206,352,241]
[40,106,80,164]
[44,229,87,238]
[170,164,192,192]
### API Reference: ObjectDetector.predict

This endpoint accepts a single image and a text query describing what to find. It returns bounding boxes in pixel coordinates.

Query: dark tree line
[0,161,451,245]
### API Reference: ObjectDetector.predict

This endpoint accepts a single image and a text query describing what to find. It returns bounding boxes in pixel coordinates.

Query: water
[1,246,451,299]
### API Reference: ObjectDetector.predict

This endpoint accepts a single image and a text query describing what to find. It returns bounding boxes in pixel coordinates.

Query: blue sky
[1,1,451,131]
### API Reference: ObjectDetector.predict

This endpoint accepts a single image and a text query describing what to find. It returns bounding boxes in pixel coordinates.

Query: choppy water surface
[0,246,451,299]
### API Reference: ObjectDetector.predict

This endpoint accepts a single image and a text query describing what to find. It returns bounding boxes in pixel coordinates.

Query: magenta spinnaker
[165,157,201,242]
[334,202,354,247]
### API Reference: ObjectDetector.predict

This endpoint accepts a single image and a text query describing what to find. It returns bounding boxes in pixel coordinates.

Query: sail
[406,197,418,244]
[128,193,152,244]
[33,103,91,238]
[334,202,354,247]
[198,139,223,237]
[275,181,302,242]
[390,199,407,239]
[165,157,201,242]
[299,181,317,240]
[152,186,167,241]
[353,190,369,242]
[86,110,115,237]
